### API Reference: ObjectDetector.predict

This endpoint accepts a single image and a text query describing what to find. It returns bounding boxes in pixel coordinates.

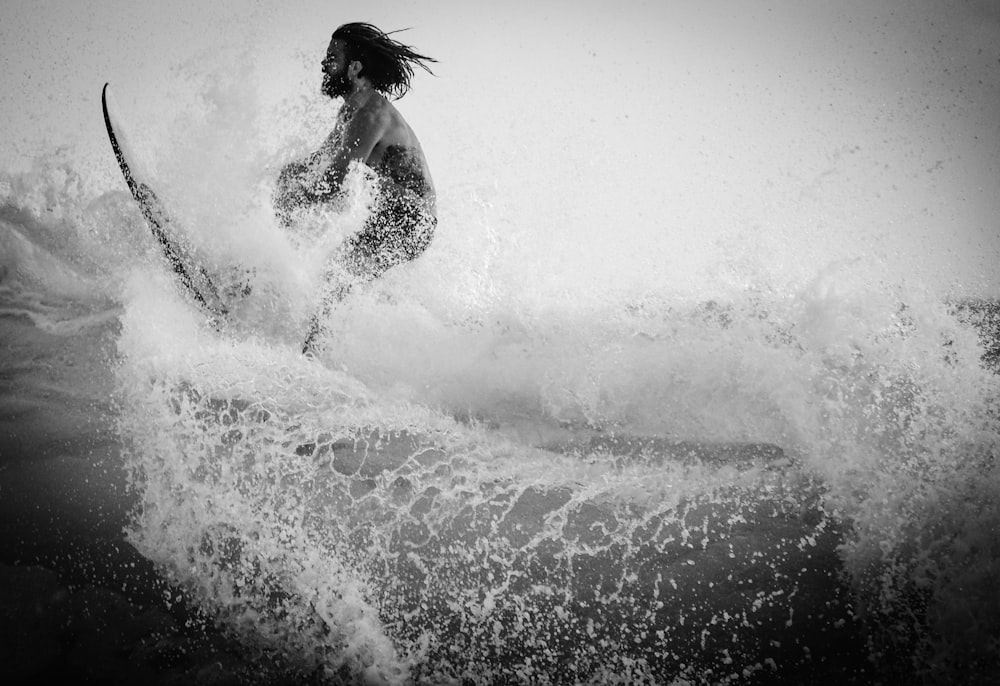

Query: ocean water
[2,81,999,686]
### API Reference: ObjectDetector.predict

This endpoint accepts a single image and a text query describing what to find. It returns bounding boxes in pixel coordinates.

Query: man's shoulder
[350,96,395,131]
[351,94,413,148]
[361,94,396,117]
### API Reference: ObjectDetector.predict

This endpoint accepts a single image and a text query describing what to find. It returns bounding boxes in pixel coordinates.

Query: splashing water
[3,62,998,685]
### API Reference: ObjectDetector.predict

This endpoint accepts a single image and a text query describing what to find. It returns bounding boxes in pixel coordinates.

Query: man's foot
[302,317,324,355]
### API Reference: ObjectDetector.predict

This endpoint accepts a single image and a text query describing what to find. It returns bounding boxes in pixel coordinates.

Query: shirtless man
[275,22,437,353]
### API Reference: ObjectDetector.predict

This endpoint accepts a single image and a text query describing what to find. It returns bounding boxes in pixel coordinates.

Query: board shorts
[336,188,436,280]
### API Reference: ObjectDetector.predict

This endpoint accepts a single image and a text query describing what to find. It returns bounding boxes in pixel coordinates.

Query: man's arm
[321,107,388,190]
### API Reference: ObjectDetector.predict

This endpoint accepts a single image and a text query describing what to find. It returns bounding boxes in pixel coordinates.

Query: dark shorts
[338,191,436,280]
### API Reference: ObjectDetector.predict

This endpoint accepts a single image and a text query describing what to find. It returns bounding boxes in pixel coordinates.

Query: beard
[322,68,351,99]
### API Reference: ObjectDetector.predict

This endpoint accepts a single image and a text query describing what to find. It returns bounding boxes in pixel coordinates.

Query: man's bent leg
[300,199,435,355]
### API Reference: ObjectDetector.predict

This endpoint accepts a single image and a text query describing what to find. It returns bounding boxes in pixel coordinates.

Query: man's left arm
[322,108,388,190]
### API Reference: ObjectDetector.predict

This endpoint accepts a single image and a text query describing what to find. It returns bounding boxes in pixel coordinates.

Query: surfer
[274,22,437,353]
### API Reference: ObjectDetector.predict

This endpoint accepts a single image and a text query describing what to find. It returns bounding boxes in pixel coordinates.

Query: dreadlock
[332,22,436,99]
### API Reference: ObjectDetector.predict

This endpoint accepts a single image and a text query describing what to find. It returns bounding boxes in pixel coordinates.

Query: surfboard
[101,83,227,318]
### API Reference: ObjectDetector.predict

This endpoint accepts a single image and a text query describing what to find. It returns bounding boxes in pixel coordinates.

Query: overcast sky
[2,0,998,295]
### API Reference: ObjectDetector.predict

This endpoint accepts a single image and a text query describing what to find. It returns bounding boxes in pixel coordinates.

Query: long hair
[332,22,436,99]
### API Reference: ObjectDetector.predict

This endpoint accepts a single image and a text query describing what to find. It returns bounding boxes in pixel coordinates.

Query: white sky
[2,0,999,295]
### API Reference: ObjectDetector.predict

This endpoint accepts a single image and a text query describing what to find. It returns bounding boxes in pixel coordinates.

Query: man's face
[321,39,352,99]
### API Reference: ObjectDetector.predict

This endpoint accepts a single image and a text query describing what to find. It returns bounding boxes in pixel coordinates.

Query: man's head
[322,22,436,100]
[321,39,354,99]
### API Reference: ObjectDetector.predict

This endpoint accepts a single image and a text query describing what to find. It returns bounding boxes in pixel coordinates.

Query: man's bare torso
[325,95,435,201]
[275,95,434,223]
